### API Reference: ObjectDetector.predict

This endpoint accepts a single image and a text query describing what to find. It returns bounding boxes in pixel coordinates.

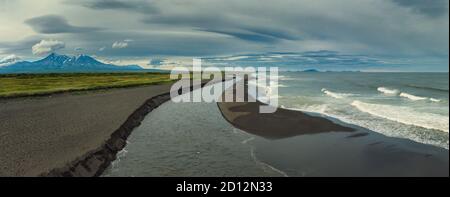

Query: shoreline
[217,78,355,139]
[216,83,449,176]
[0,84,174,176]
[217,100,356,139]
[39,82,221,177]
[0,78,214,177]
[41,93,172,176]
[41,81,213,177]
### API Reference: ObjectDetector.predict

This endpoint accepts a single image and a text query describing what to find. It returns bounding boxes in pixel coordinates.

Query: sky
[0,0,448,71]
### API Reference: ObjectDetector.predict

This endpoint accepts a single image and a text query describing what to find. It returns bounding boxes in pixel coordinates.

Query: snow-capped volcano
[0,54,21,67]
[0,53,142,73]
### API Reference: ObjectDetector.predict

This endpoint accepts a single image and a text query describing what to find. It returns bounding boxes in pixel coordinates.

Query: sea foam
[377,87,441,102]
[321,88,355,99]
[351,100,449,133]
[377,87,399,95]
[399,92,440,102]
[429,98,442,102]
[399,92,428,101]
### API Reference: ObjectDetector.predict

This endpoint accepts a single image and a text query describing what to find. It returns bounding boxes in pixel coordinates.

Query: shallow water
[103,94,284,177]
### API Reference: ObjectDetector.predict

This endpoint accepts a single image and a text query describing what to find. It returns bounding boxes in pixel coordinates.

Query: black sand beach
[0,84,173,176]
[0,78,217,177]
[218,100,355,139]
[217,84,449,176]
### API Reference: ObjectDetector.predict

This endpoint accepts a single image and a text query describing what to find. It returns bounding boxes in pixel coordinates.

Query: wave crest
[351,100,449,132]
[399,92,441,102]
[399,92,427,101]
[321,88,355,99]
[377,87,441,102]
[377,87,399,95]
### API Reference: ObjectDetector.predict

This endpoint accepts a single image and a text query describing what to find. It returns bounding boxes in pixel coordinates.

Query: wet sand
[0,84,173,176]
[217,83,449,176]
[218,100,354,139]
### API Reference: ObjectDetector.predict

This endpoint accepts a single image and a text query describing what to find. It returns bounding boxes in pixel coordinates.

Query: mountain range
[0,53,143,73]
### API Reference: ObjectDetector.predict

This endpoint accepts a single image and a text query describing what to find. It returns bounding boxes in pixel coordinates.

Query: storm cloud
[76,0,159,13]
[99,0,448,56]
[0,0,448,71]
[391,0,449,17]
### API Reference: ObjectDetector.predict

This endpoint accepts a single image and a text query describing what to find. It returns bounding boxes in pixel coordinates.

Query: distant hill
[0,53,143,73]
[302,69,320,72]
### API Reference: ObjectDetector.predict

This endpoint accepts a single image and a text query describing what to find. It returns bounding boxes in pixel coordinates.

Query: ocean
[276,72,449,149]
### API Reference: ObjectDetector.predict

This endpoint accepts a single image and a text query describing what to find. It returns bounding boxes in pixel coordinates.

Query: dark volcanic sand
[0,84,172,176]
[218,100,354,139]
[217,83,449,176]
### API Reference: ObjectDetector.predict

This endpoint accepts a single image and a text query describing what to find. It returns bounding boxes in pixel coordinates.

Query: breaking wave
[377,87,399,95]
[321,88,356,99]
[399,92,441,102]
[377,87,441,102]
[351,100,449,133]
[399,92,428,101]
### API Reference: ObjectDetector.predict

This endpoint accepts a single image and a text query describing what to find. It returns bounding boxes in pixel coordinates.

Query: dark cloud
[0,36,43,56]
[78,0,158,13]
[244,27,299,41]
[67,0,448,57]
[25,15,101,34]
[140,11,300,44]
[199,29,280,43]
[391,0,449,17]
[79,0,297,44]
[197,27,299,43]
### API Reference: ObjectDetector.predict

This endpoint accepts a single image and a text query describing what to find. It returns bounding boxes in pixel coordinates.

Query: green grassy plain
[0,73,173,98]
